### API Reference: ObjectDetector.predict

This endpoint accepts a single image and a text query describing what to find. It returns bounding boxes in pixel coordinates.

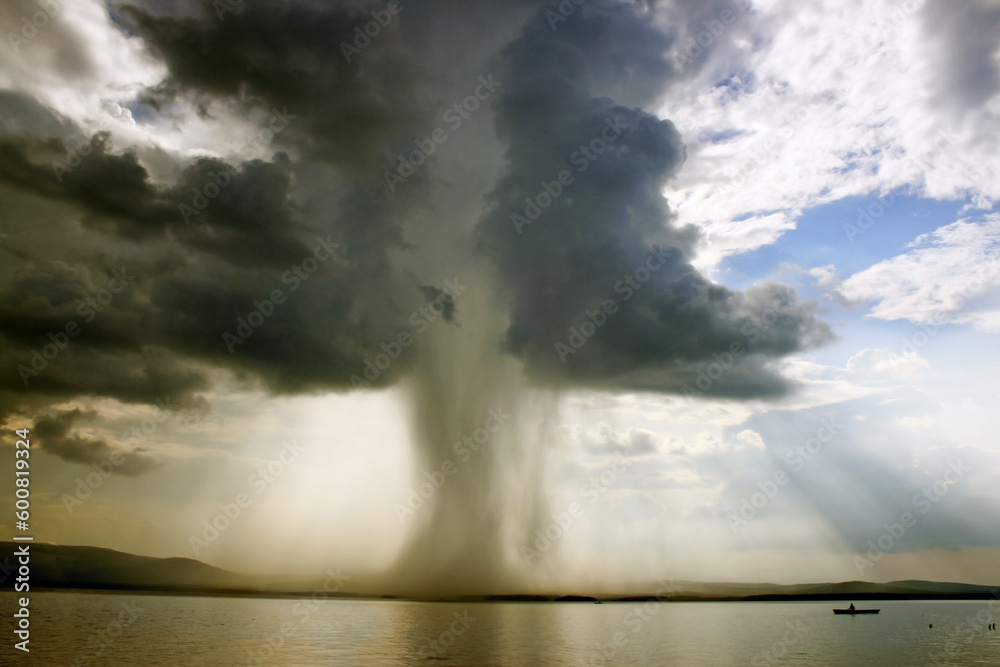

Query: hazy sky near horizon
[1,0,999,590]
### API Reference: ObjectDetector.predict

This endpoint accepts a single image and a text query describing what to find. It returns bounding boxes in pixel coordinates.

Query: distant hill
[624,579,1000,602]
[2,542,997,601]
[0,542,342,596]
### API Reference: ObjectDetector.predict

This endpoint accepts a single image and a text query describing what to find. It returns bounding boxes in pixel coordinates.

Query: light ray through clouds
[0,0,998,590]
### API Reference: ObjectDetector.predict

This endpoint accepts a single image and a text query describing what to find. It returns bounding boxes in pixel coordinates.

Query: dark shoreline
[5,542,997,603]
[5,586,999,603]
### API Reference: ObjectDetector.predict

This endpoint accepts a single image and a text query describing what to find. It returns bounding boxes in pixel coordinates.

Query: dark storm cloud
[0,231,411,407]
[476,0,830,397]
[0,132,315,267]
[0,164,413,420]
[33,408,162,475]
[119,0,429,168]
[0,125,395,401]
[0,244,211,419]
[170,154,316,269]
[0,0,832,435]
[0,0,446,434]
[0,133,170,231]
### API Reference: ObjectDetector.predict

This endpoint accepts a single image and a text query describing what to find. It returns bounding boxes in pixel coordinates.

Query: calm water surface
[5,592,1000,666]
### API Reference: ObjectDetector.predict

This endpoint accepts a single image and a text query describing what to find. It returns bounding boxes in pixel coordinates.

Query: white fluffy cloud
[654,0,1000,271]
[840,215,1000,329]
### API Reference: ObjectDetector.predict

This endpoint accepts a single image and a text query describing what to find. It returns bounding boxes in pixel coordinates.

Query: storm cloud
[0,0,826,564]
[33,408,162,476]
[476,1,830,396]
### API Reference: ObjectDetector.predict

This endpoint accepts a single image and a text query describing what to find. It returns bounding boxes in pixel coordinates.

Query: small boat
[833,608,880,614]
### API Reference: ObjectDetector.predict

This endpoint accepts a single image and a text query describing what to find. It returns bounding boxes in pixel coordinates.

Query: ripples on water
[5,592,1000,665]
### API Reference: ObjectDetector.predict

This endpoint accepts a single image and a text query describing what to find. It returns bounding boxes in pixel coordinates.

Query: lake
[4,592,1000,665]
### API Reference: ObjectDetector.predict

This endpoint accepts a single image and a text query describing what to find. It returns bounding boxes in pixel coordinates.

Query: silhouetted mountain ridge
[0,542,318,595]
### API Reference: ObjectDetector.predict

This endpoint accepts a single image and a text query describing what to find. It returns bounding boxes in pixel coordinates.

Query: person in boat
[848,603,855,611]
